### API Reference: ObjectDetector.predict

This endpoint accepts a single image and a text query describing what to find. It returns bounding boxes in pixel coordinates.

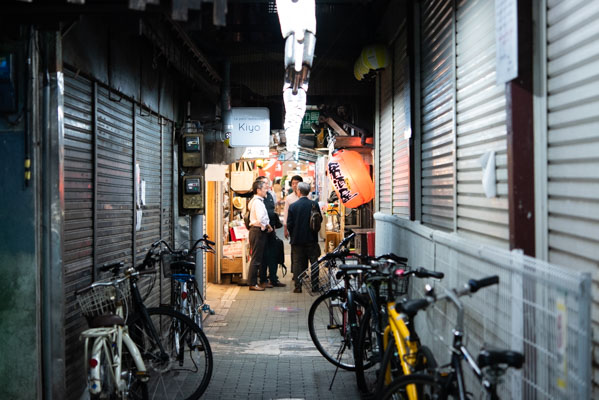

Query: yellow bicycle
[355,265,443,397]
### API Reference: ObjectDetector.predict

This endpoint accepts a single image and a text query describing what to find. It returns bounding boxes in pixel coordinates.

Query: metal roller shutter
[392,26,410,218]
[161,120,174,306]
[378,66,393,214]
[375,78,381,211]
[420,0,455,231]
[96,86,134,266]
[135,111,163,308]
[544,1,599,394]
[455,0,509,248]
[546,0,599,271]
[63,68,94,398]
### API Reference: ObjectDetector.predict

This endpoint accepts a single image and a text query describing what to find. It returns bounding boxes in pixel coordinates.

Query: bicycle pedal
[191,342,206,351]
[327,324,339,329]
[135,371,150,383]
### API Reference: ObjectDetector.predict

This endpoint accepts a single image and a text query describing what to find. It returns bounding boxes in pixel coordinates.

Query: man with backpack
[286,182,322,293]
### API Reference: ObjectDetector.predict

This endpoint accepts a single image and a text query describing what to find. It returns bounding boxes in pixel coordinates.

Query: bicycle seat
[477,348,524,369]
[88,314,126,328]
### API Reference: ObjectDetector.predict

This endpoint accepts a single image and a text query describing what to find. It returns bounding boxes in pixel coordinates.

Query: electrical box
[0,53,17,113]
[181,134,204,168]
[182,175,204,212]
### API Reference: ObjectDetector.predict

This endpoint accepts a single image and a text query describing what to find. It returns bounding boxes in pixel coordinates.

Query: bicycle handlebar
[467,275,499,293]
[396,275,499,320]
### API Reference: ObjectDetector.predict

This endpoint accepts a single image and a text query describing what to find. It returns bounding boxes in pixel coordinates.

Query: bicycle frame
[80,291,147,396]
[382,302,421,399]
[172,273,204,329]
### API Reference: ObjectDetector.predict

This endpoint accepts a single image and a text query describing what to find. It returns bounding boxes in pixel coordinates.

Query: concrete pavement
[201,268,361,399]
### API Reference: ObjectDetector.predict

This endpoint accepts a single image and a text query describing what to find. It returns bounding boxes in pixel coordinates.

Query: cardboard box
[223,241,244,258]
[221,257,243,274]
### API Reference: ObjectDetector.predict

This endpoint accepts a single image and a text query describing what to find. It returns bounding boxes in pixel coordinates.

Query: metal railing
[374,213,592,400]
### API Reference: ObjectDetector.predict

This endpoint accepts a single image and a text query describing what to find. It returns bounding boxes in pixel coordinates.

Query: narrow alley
[202,274,361,400]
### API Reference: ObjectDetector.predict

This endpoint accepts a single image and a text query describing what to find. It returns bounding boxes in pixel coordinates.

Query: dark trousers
[291,242,320,289]
[260,231,279,284]
[248,227,267,286]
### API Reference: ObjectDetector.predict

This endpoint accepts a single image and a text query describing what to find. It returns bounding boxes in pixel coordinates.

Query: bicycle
[75,242,213,400]
[379,275,524,400]
[75,262,150,399]
[158,235,216,330]
[303,232,367,370]
[354,262,444,397]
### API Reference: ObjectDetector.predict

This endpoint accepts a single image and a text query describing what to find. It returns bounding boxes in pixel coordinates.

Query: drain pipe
[41,44,53,400]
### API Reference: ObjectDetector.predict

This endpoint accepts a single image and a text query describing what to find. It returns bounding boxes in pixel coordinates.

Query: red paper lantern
[328,149,374,208]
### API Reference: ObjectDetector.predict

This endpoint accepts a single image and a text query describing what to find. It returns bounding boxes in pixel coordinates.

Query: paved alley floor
[201,272,362,400]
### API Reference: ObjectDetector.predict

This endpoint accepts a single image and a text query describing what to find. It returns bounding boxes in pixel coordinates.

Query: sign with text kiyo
[224,107,270,147]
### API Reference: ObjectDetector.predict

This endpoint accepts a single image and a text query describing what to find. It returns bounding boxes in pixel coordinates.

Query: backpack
[244,210,251,230]
[244,198,254,229]
[309,201,322,232]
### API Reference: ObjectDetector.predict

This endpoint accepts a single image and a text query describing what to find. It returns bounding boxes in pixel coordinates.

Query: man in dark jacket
[287,182,322,293]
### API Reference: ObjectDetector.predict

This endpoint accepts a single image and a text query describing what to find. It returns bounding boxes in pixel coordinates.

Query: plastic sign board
[224,107,270,147]
[300,109,319,133]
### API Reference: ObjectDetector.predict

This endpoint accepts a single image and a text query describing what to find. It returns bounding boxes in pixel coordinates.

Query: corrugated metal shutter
[392,26,410,218]
[544,2,599,393]
[62,72,177,398]
[63,69,94,398]
[455,0,509,248]
[545,0,599,271]
[374,77,381,211]
[378,66,393,214]
[135,111,163,308]
[161,120,174,305]
[420,0,455,230]
[96,86,134,266]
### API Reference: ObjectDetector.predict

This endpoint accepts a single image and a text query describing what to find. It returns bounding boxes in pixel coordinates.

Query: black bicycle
[380,276,524,400]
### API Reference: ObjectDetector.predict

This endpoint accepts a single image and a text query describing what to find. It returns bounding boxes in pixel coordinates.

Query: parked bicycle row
[74,235,217,400]
[300,232,524,400]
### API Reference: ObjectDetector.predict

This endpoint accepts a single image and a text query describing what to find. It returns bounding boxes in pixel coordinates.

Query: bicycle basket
[76,279,131,320]
[395,274,410,296]
[298,262,344,296]
[161,252,173,278]
[161,252,195,278]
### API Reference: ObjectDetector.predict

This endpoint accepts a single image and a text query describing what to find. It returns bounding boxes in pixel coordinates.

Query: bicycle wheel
[187,280,204,330]
[128,307,213,400]
[89,344,115,400]
[121,344,148,400]
[374,341,437,397]
[355,307,381,395]
[308,290,360,370]
[380,373,443,400]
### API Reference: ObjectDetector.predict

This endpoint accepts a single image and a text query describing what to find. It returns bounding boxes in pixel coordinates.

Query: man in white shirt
[247,179,273,291]
[283,175,303,239]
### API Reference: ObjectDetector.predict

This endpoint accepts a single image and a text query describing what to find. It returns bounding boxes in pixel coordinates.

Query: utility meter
[182,175,204,212]
[181,134,204,168]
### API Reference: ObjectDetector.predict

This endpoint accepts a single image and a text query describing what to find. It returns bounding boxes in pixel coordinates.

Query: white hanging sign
[223,107,270,147]
[495,0,518,84]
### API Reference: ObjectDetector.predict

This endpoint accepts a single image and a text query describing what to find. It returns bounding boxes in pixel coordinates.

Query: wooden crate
[221,257,243,274]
